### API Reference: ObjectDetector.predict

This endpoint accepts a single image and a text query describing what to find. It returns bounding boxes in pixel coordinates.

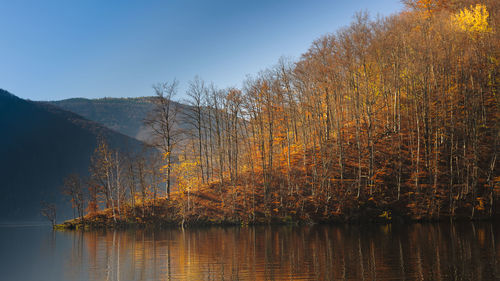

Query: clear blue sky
[0,0,403,101]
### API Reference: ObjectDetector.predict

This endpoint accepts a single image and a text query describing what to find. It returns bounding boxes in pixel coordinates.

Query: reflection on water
[0,223,499,280]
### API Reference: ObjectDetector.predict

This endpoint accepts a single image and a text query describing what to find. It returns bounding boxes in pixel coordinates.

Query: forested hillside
[0,90,144,221]
[48,97,192,143]
[61,0,500,227]
[49,97,156,142]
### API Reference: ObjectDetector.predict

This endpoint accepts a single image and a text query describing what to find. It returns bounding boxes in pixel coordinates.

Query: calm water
[0,223,499,280]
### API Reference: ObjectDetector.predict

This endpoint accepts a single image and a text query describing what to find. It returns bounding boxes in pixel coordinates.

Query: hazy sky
[0,0,403,101]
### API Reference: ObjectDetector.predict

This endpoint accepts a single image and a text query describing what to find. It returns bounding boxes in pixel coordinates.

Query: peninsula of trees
[57,0,499,229]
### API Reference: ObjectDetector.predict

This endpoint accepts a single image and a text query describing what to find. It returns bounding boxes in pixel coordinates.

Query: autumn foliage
[61,0,499,228]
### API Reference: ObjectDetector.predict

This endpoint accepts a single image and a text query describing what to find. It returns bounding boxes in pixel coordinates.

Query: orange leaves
[475,197,485,211]
[404,0,448,16]
[76,0,499,225]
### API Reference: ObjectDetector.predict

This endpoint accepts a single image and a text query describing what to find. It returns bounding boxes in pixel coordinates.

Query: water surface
[0,222,498,280]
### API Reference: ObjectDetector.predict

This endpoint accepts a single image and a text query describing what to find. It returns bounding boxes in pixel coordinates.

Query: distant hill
[49,97,192,142]
[0,89,145,221]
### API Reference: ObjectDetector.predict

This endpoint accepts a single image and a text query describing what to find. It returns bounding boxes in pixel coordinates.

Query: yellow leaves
[162,151,171,159]
[173,159,199,193]
[134,193,143,204]
[452,4,492,36]
[379,210,392,220]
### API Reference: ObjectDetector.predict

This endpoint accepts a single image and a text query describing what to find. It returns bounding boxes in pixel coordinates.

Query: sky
[0,0,403,101]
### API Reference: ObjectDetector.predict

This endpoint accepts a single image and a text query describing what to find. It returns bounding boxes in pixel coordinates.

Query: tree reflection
[60,223,500,280]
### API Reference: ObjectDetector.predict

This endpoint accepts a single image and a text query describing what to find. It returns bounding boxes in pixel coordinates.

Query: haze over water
[1,222,498,280]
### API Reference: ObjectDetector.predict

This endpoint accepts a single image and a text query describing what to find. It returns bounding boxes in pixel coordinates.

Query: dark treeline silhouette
[0,89,144,221]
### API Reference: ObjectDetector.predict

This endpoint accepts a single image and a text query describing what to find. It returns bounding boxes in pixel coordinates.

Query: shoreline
[55,209,498,230]
[55,187,499,231]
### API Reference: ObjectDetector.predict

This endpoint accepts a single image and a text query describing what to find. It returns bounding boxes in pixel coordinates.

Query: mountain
[48,97,192,143]
[0,89,145,221]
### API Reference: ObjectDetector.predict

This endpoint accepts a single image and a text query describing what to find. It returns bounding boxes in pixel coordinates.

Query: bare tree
[145,80,180,199]
[89,138,117,222]
[40,201,56,227]
[62,174,85,222]
[184,76,207,184]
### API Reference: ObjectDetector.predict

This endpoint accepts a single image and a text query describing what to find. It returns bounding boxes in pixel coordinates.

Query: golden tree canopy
[452,4,492,35]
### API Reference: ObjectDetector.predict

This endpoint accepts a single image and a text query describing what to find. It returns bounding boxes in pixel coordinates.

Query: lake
[0,222,498,280]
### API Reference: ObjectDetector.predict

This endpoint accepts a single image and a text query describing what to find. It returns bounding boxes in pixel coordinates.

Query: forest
[54,0,500,228]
